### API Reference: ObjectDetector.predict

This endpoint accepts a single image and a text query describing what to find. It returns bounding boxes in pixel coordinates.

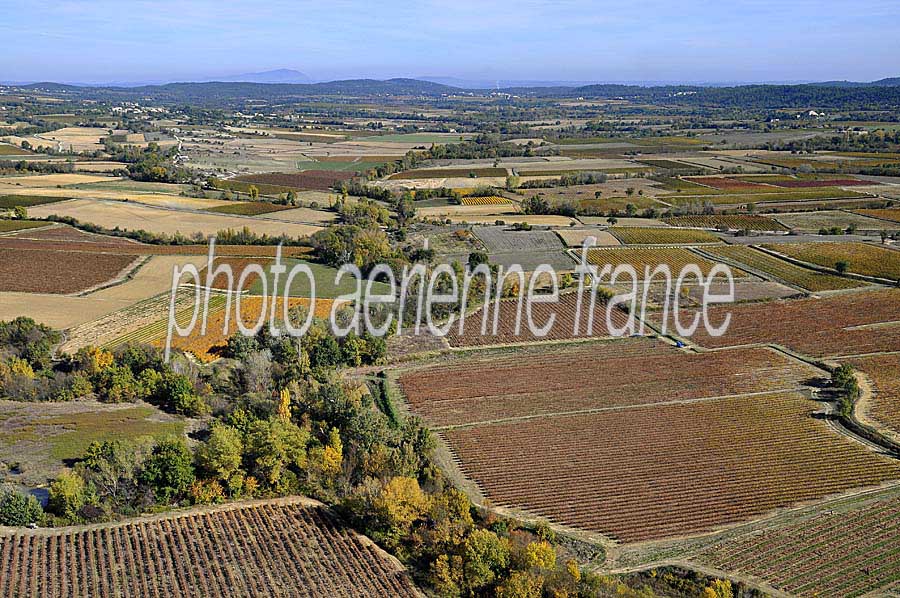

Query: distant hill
[215,69,312,84]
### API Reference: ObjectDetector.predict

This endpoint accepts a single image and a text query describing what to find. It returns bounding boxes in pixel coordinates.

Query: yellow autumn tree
[277,388,291,423]
[374,476,431,534]
[322,427,343,476]
[523,540,556,570]
[702,579,734,598]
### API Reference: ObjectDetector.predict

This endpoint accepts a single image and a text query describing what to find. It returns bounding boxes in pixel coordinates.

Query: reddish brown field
[0,231,312,258]
[769,178,869,188]
[0,247,137,294]
[845,353,900,438]
[399,340,822,428]
[447,292,631,347]
[0,499,418,598]
[663,289,900,358]
[442,391,900,543]
[692,490,900,597]
[234,171,352,191]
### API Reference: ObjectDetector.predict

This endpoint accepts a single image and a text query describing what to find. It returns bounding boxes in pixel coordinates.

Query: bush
[0,489,42,526]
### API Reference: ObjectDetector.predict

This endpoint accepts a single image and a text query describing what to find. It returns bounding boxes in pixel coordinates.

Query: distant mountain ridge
[214,69,312,84]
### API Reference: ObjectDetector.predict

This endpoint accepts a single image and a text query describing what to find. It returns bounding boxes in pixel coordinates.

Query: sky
[1,0,898,85]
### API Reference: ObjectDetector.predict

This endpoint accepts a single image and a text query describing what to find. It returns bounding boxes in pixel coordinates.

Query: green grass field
[0,143,30,156]
[0,219,49,232]
[249,258,394,298]
[0,195,70,208]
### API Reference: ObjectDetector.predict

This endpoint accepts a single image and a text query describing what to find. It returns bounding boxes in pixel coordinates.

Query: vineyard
[399,341,822,428]
[844,353,900,438]
[0,247,138,294]
[608,227,721,245]
[584,247,742,279]
[673,289,900,357]
[0,499,419,598]
[764,242,900,281]
[441,391,900,543]
[703,245,864,292]
[686,177,780,192]
[208,201,297,216]
[769,178,869,188]
[232,170,354,191]
[459,195,512,206]
[855,208,900,223]
[390,167,507,180]
[691,489,900,597]
[447,291,630,348]
[662,215,788,232]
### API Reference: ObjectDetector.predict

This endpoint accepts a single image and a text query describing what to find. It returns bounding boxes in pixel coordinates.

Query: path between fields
[608,560,794,598]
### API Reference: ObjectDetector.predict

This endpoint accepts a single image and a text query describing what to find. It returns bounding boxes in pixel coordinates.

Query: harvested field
[445,214,577,227]
[0,143,29,156]
[668,188,870,207]
[554,228,620,247]
[703,245,864,292]
[258,205,337,224]
[473,226,565,252]
[0,173,114,187]
[459,196,512,206]
[207,201,296,216]
[845,354,900,440]
[233,170,354,191]
[663,215,789,231]
[400,340,820,428]
[692,489,900,597]
[585,247,739,279]
[440,390,900,543]
[688,281,800,303]
[854,208,900,223]
[27,198,321,238]
[0,247,137,294]
[609,227,720,245]
[773,210,896,231]
[764,242,900,281]
[0,499,419,598]
[389,167,507,180]
[447,291,630,348]
[670,289,900,357]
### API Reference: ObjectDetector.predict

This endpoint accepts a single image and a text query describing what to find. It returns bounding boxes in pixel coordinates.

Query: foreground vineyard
[0,499,419,598]
[441,391,900,542]
[691,488,900,597]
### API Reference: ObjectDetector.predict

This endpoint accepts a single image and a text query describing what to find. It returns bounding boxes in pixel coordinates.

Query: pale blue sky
[1,0,897,84]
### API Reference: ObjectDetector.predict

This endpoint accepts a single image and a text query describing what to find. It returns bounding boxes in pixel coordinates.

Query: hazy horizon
[2,0,898,85]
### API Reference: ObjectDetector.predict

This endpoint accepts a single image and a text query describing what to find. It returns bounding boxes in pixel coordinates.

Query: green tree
[12,206,27,220]
[139,437,195,503]
[0,489,42,526]
[48,470,86,521]
[196,424,244,494]
[462,529,511,592]
[835,260,850,275]
[249,185,259,200]
[245,418,309,489]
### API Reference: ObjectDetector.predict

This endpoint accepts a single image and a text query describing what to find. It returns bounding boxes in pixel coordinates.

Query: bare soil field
[444,214,577,226]
[0,173,115,187]
[260,205,338,224]
[233,170,353,191]
[27,199,321,238]
[0,499,419,598]
[473,226,566,252]
[417,204,518,219]
[554,228,621,247]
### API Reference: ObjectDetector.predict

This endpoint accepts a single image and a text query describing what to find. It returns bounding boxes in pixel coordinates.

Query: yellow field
[0,173,116,187]
[460,195,513,206]
[157,296,340,361]
[27,198,322,238]
[585,247,742,279]
[764,242,900,281]
[555,228,621,247]
[610,227,721,245]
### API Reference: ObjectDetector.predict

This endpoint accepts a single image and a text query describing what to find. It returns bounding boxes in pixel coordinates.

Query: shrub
[0,489,42,526]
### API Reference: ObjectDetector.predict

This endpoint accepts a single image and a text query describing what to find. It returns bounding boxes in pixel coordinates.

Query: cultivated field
[585,247,739,279]
[430,383,900,542]
[844,354,900,440]
[764,242,900,281]
[554,228,621,247]
[447,291,629,347]
[673,289,900,357]
[473,226,565,253]
[703,245,864,292]
[855,208,900,223]
[400,339,820,428]
[0,247,138,294]
[459,196,513,206]
[773,210,897,231]
[691,488,900,597]
[662,215,789,231]
[609,227,720,245]
[0,499,419,598]
[0,173,114,187]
